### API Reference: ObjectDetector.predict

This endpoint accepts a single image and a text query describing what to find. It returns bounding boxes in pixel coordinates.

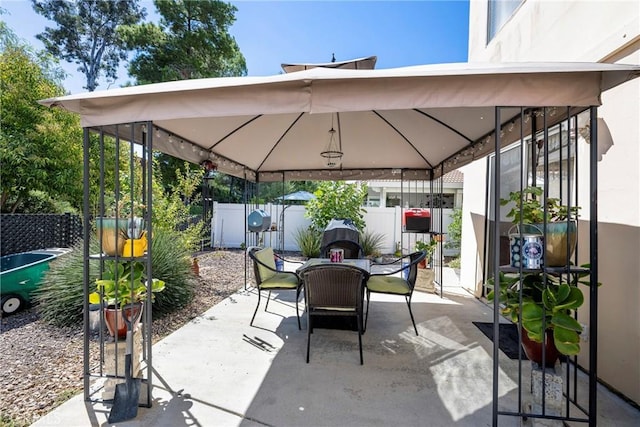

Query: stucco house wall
[462,0,640,404]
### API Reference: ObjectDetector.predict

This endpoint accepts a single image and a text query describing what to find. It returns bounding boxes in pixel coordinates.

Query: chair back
[301,264,368,312]
[406,250,427,290]
[321,240,365,259]
[248,247,277,285]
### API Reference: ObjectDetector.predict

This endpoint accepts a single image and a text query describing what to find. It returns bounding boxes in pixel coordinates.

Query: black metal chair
[320,239,365,259]
[248,247,303,329]
[364,250,427,336]
[299,263,369,364]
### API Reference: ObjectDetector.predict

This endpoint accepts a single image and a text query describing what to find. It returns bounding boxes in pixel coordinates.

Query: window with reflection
[487,0,523,42]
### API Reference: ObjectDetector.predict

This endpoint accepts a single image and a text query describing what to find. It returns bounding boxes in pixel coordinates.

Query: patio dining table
[297,257,370,273]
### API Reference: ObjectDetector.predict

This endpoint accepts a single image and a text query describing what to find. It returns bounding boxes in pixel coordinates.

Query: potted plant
[415,239,437,268]
[502,186,580,267]
[95,195,146,256]
[370,249,383,263]
[487,270,585,366]
[89,260,165,338]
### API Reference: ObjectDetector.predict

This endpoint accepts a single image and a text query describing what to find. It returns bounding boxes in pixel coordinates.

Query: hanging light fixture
[320,113,343,168]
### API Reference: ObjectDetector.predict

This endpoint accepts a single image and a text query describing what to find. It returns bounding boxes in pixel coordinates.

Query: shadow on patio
[32,269,639,426]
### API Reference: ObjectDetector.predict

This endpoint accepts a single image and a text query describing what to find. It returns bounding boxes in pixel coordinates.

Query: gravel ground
[0,249,249,427]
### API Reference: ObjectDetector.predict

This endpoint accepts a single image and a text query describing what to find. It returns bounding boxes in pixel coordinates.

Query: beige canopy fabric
[39,61,640,181]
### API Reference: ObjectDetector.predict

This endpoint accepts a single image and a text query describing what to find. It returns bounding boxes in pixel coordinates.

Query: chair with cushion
[299,263,369,364]
[364,250,427,336]
[320,239,365,259]
[248,246,302,329]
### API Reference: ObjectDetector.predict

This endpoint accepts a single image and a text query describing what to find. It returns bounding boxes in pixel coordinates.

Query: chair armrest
[369,252,422,277]
[371,253,413,266]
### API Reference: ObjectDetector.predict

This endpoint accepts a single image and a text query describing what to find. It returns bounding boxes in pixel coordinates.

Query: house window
[385,193,455,209]
[487,0,523,42]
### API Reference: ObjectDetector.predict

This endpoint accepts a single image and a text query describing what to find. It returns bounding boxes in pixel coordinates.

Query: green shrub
[445,208,462,250]
[294,226,322,258]
[35,228,195,327]
[10,190,58,214]
[448,256,461,269]
[34,240,100,327]
[359,229,385,256]
[147,227,195,317]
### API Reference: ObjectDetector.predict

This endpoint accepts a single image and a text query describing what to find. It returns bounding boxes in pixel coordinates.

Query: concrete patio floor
[33,268,639,426]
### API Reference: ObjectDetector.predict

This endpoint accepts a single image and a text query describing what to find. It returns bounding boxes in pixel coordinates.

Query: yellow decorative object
[122,235,147,258]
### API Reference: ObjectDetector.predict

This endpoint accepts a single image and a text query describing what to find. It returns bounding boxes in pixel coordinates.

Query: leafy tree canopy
[0,28,84,213]
[119,0,247,194]
[305,181,368,232]
[119,0,247,84]
[32,0,146,91]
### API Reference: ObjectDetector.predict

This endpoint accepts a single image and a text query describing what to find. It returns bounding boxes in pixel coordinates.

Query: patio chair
[299,263,369,364]
[248,246,303,329]
[320,239,365,259]
[364,250,427,336]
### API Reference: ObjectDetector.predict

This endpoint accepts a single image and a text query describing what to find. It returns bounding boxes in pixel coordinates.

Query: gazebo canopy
[40,61,640,181]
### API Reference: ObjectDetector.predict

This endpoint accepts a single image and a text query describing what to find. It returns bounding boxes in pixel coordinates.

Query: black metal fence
[0,213,82,256]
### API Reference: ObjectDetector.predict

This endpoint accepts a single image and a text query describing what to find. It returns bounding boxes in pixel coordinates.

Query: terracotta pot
[418,259,427,269]
[521,327,560,367]
[104,303,143,339]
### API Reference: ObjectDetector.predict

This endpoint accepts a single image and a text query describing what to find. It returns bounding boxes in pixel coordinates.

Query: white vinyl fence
[210,203,459,256]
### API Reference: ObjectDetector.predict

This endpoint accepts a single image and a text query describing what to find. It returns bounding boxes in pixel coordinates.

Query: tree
[0,26,85,213]
[119,0,247,194]
[304,181,368,232]
[32,0,145,92]
[119,0,247,84]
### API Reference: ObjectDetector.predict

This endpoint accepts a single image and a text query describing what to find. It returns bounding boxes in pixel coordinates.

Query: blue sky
[1,0,469,94]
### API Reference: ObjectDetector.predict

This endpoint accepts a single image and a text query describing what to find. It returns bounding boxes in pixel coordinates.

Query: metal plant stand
[82,122,154,411]
[489,106,597,426]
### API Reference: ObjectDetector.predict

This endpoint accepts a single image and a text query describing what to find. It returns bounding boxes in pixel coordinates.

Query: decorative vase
[104,302,144,339]
[95,217,128,256]
[521,327,560,367]
[534,221,577,267]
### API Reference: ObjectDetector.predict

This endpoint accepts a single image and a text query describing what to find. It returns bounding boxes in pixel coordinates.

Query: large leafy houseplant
[487,271,585,359]
[89,260,165,338]
[89,261,165,309]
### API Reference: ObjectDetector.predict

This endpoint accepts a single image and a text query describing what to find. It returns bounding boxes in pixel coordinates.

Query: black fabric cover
[321,218,360,249]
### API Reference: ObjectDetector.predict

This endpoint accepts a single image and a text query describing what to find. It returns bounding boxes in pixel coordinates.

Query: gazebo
[40,61,640,426]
